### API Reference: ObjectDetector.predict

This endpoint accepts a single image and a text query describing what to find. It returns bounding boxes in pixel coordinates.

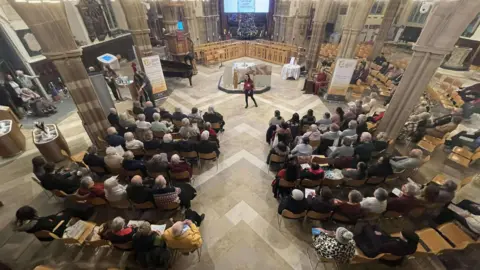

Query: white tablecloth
[233,62,256,81]
[281,64,301,80]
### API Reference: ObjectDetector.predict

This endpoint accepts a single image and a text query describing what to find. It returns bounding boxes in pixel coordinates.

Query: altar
[219,62,272,93]
[233,62,256,82]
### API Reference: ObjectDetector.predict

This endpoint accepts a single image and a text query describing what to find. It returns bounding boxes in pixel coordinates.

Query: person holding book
[162,220,203,251]
[361,188,388,214]
[312,227,356,263]
[101,217,137,244]
[306,187,335,213]
[387,183,422,214]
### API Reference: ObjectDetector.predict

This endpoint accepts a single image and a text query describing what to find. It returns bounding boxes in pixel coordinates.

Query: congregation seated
[340,120,357,139]
[132,221,170,269]
[387,183,422,214]
[196,131,220,156]
[172,107,188,122]
[118,113,136,133]
[159,107,172,120]
[367,156,393,178]
[108,108,120,128]
[301,109,316,127]
[425,116,462,139]
[361,188,388,214]
[104,147,124,172]
[178,118,199,139]
[125,132,144,150]
[83,145,106,169]
[272,161,299,198]
[300,163,324,180]
[143,130,162,150]
[276,122,293,145]
[188,107,204,126]
[122,151,146,174]
[362,93,379,114]
[151,176,181,206]
[269,110,285,126]
[77,176,105,199]
[307,187,335,213]
[127,175,154,204]
[104,176,127,202]
[163,219,203,251]
[333,190,364,220]
[202,106,225,132]
[354,100,363,116]
[106,127,125,148]
[354,132,375,163]
[331,107,345,126]
[417,184,441,204]
[329,137,354,159]
[316,112,332,131]
[151,112,172,133]
[354,225,419,259]
[176,133,197,153]
[341,162,367,180]
[101,216,136,244]
[132,101,144,115]
[266,142,289,166]
[302,124,321,141]
[136,113,152,131]
[287,113,300,138]
[204,122,217,137]
[146,153,169,175]
[143,101,157,122]
[291,137,313,157]
[169,154,193,181]
[389,149,423,172]
[312,227,355,263]
[379,62,390,75]
[16,206,72,237]
[356,114,368,137]
[372,132,389,152]
[321,123,340,141]
[40,162,79,194]
[32,156,46,180]
[160,134,175,155]
[278,189,308,215]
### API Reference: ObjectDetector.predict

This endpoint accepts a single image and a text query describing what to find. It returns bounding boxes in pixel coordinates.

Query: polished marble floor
[0,57,477,269]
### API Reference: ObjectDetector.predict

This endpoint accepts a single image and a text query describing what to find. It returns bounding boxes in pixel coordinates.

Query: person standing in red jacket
[243,74,258,108]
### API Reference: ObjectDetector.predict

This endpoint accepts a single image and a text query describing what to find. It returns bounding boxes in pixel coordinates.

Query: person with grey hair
[356,114,368,137]
[389,148,423,172]
[340,120,358,138]
[436,180,457,204]
[361,188,388,214]
[291,137,313,157]
[160,133,176,156]
[143,130,161,150]
[146,153,169,174]
[373,132,389,152]
[169,154,193,180]
[124,132,144,150]
[302,124,321,141]
[136,114,151,130]
[354,132,375,163]
[329,136,354,159]
[179,118,199,139]
[203,106,225,132]
[188,107,203,125]
[118,112,136,133]
[278,189,308,214]
[387,183,422,214]
[334,190,364,220]
[321,123,341,141]
[316,112,332,127]
[341,161,367,180]
[108,108,120,127]
[132,100,144,115]
[102,216,136,244]
[122,150,146,174]
[103,176,127,202]
[127,175,154,204]
[312,227,355,263]
[143,101,157,122]
[106,126,125,148]
[159,106,172,120]
[104,146,124,172]
[196,130,220,156]
[77,176,105,198]
[176,132,197,153]
[269,110,285,126]
[83,145,106,169]
[172,107,188,122]
[151,112,171,133]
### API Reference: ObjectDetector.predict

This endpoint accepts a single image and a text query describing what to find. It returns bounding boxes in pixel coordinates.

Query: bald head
[109,108,117,114]
[171,221,185,236]
[131,175,143,185]
[145,101,153,108]
[154,175,167,188]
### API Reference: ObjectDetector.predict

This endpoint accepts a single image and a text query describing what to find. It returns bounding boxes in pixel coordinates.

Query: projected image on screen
[224,0,270,13]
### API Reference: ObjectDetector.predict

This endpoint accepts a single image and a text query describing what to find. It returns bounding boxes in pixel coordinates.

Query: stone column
[337,0,375,59]
[368,0,402,61]
[378,0,480,139]
[305,0,334,73]
[8,1,109,147]
[118,0,152,57]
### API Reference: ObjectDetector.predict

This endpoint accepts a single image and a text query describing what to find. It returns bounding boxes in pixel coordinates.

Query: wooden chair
[158,201,181,211]
[416,228,453,254]
[131,201,155,210]
[298,179,322,188]
[277,210,306,228]
[113,241,133,250]
[366,176,385,185]
[211,122,221,130]
[452,146,479,160]
[198,152,218,170]
[34,230,60,242]
[52,189,68,198]
[448,152,471,168]
[172,133,182,140]
[170,170,191,182]
[331,212,355,224]
[343,178,367,188]
[306,210,331,221]
[278,178,297,188]
[173,120,183,128]
[437,222,475,249]
[269,154,286,171]
[417,140,437,153]
[171,246,203,263]
[311,156,329,166]
[322,178,343,188]
[179,151,198,159]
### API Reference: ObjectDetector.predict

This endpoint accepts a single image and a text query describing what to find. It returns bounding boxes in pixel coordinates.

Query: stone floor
[0,57,478,269]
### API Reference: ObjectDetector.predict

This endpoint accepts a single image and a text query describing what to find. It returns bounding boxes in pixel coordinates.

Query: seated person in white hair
[100,216,137,244]
[291,137,313,157]
[143,101,157,122]
[143,130,161,150]
[356,114,368,137]
[302,124,321,142]
[169,154,193,181]
[361,188,388,214]
[106,127,125,148]
[278,189,308,215]
[146,153,169,175]
[203,106,225,132]
[151,113,172,133]
[152,175,197,209]
[195,130,220,156]
[118,112,136,133]
[321,123,341,143]
[122,150,146,174]
[163,219,203,250]
[135,113,151,140]
[104,146,124,172]
[312,227,356,263]
[161,134,177,158]
[124,132,144,150]
[178,118,199,139]
[340,120,358,140]
[363,92,378,114]
[172,107,188,122]
[103,176,127,202]
[389,149,423,173]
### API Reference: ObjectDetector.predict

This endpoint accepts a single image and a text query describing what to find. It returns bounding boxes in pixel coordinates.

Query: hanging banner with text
[326,58,357,101]
[142,55,168,99]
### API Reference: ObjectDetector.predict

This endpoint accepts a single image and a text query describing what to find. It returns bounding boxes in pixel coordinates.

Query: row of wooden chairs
[278,175,387,190]
[448,146,480,168]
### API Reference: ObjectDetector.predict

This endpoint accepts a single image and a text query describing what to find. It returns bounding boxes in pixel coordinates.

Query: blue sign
[100,54,114,62]
[177,21,184,31]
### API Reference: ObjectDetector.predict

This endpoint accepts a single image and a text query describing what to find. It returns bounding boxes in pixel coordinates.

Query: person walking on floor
[243,74,258,108]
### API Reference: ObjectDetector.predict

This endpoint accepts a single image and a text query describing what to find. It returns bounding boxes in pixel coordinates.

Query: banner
[326,58,357,101]
[141,55,167,98]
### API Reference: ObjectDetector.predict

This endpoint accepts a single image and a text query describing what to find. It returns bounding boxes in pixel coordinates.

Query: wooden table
[62,220,96,245]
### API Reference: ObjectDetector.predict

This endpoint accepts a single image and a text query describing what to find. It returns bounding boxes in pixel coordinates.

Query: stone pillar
[8,1,109,147]
[378,0,480,139]
[185,2,201,45]
[368,0,401,61]
[337,0,375,59]
[118,0,152,57]
[305,0,334,73]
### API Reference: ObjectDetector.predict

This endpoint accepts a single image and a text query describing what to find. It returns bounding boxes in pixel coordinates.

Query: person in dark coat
[40,162,79,194]
[172,107,188,122]
[278,189,308,214]
[143,101,157,122]
[127,176,154,204]
[373,53,387,65]
[203,106,225,131]
[333,190,364,220]
[306,187,335,213]
[176,134,197,153]
[354,132,375,163]
[106,127,125,148]
[143,130,161,150]
[196,131,219,156]
[159,107,172,121]
[301,109,316,127]
[387,183,422,214]
[367,156,393,178]
[122,151,146,174]
[83,145,106,169]
[108,108,120,127]
[132,221,170,269]
[266,124,277,144]
[15,206,72,239]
